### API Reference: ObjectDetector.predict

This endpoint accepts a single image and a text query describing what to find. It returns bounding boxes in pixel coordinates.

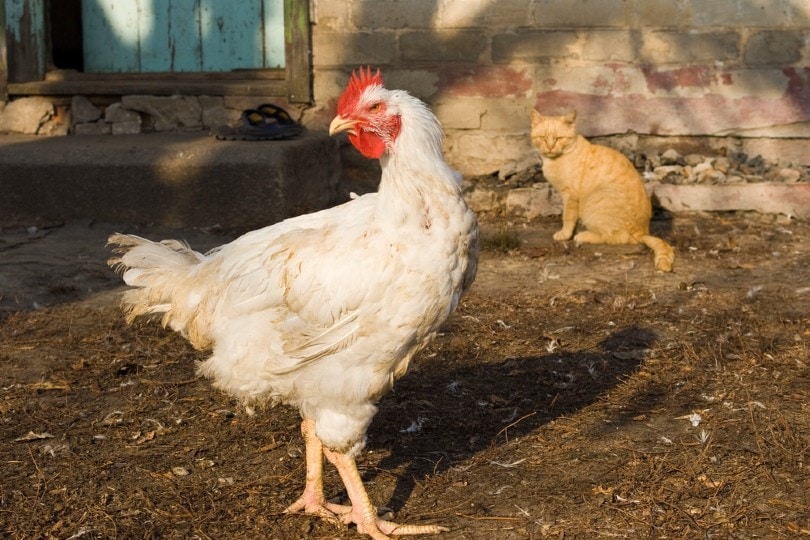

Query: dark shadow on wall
[338,0,809,140]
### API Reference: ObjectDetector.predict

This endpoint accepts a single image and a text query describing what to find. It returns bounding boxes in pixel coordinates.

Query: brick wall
[306,0,810,176]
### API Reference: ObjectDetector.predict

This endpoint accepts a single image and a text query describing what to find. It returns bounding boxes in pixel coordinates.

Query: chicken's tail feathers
[108,233,204,281]
[107,234,208,340]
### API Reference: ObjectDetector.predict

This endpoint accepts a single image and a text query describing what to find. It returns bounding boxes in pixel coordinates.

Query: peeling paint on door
[81,0,284,73]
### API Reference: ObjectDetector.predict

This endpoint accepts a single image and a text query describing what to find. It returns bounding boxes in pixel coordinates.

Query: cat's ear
[530,108,543,124]
[563,110,577,125]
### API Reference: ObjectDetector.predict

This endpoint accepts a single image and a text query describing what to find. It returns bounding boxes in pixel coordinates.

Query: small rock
[105,102,140,124]
[661,148,685,166]
[697,169,726,184]
[71,95,101,124]
[681,165,695,183]
[727,151,748,167]
[743,155,768,175]
[646,154,661,169]
[654,165,685,183]
[776,168,801,183]
[693,162,713,175]
[712,156,731,174]
[685,154,705,167]
[39,104,71,136]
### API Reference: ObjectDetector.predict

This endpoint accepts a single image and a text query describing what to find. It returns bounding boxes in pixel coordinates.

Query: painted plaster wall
[306,0,810,175]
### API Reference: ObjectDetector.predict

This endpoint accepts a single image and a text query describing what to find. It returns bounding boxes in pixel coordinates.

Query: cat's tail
[641,235,674,272]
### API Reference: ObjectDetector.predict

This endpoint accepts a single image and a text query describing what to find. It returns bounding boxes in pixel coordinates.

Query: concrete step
[0,131,342,230]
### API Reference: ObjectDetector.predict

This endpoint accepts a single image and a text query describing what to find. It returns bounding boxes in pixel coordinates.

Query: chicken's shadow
[367,325,654,512]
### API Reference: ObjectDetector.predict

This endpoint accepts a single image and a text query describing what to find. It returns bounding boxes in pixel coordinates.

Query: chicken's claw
[365,518,449,539]
[323,446,448,539]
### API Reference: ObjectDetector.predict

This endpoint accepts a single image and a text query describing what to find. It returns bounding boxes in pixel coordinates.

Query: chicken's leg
[322,446,448,540]
[284,419,351,523]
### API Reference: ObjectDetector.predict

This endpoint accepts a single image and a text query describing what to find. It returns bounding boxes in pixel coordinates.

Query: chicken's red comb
[348,66,383,94]
[337,67,384,115]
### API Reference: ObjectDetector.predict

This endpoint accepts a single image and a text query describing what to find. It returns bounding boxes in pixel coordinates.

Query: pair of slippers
[211,103,303,141]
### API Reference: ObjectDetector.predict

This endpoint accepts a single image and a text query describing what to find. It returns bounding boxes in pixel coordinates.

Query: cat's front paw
[553,230,573,241]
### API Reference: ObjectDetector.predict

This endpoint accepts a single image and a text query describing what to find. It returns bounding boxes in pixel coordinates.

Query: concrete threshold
[0,131,342,230]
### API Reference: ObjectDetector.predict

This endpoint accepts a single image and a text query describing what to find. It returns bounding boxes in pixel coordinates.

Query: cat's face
[530,110,577,158]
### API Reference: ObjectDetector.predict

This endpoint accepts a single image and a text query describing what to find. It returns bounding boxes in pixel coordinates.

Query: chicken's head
[329,67,402,159]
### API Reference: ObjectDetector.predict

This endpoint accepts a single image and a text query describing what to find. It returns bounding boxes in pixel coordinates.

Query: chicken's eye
[369,103,382,113]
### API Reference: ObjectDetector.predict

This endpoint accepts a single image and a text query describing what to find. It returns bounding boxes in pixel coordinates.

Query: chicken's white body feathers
[109,88,478,456]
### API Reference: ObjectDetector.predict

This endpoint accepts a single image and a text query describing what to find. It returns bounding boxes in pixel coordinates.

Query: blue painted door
[81,0,285,73]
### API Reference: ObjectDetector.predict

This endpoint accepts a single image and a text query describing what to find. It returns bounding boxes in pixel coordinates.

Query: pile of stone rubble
[467,149,810,220]
[638,148,806,185]
[500,148,808,190]
[0,95,235,136]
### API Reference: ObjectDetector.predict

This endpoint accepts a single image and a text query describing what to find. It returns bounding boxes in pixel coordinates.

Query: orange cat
[530,109,674,272]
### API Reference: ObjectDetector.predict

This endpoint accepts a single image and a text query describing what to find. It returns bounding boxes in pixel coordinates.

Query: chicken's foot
[283,419,351,525]
[323,446,449,540]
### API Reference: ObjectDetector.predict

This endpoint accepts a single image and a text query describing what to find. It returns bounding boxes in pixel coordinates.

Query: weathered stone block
[641,31,739,64]
[744,31,803,65]
[105,103,140,124]
[492,30,578,63]
[582,30,640,62]
[533,64,647,96]
[439,65,533,98]
[71,96,101,124]
[532,0,626,27]
[446,131,533,176]
[465,185,505,214]
[0,98,53,134]
[479,100,532,131]
[121,95,202,131]
[653,183,810,218]
[312,1,348,30]
[742,138,810,167]
[628,0,686,28]
[689,0,801,28]
[313,31,397,66]
[506,185,562,219]
[435,99,484,130]
[437,0,532,28]
[400,31,486,62]
[199,96,230,130]
[381,69,440,101]
[352,0,436,29]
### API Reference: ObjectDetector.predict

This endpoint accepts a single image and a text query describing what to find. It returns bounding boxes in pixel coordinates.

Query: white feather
[108,84,479,455]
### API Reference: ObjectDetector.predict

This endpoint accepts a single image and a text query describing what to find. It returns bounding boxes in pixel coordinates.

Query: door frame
[1,0,311,102]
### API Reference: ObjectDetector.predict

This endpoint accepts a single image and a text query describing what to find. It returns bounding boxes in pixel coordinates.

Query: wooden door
[81,0,285,73]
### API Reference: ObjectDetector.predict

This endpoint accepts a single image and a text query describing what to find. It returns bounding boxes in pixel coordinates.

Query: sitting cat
[530,109,674,272]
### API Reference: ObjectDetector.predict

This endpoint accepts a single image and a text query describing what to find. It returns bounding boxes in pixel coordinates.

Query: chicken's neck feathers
[374,92,462,226]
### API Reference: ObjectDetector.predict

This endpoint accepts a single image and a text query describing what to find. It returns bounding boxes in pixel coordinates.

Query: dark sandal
[211,104,303,141]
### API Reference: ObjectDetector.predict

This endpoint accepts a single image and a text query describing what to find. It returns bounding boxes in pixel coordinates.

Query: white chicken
[108,67,479,539]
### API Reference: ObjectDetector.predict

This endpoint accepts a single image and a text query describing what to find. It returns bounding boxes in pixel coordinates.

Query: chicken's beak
[329,115,358,136]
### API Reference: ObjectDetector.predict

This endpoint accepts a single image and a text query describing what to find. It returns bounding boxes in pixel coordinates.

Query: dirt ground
[1,210,809,539]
